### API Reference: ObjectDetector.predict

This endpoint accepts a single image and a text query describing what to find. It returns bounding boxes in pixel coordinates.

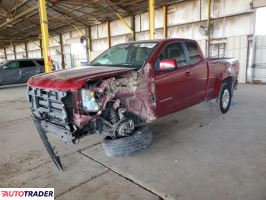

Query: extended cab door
[183,42,208,105]
[0,61,21,84]
[154,42,191,117]
[20,60,40,82]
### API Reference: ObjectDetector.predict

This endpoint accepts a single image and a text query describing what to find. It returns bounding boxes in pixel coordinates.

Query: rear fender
[206,61,237,101]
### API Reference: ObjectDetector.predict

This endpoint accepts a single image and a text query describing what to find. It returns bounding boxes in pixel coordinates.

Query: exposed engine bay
[75,79,139,140]
[28,70,154,145]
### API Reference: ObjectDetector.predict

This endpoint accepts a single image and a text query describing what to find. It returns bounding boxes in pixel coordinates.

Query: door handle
[185,71,192,76]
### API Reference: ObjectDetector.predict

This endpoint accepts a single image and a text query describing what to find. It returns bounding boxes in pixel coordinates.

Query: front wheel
[102,126,153,157]
[217,83,232,114]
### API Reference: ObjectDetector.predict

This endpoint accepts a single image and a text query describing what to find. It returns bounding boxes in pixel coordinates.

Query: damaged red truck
[27,38,239,171]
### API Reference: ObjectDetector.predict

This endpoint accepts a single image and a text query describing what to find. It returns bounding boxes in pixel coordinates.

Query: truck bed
[205,57,239,101]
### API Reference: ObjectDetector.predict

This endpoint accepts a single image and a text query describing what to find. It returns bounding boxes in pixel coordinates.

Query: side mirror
[158,59,177,71]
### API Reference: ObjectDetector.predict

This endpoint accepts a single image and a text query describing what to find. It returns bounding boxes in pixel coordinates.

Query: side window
[186,42,202,65]
[159,43,187,67]
[6,61,19,69]
[36,60,44,66]
[20,60,35,68]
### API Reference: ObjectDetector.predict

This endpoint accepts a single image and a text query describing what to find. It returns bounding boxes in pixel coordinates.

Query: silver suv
[0,58,46,85]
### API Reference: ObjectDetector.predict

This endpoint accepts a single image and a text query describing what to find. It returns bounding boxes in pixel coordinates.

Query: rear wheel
[217,83,232,113]
[102,126,153,157]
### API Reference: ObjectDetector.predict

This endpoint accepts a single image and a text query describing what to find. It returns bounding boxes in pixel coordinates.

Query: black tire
[217,83,232,114]
[102,126,153,157]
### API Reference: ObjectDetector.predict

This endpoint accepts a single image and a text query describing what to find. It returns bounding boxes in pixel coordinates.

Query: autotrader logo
[0,188,54,200]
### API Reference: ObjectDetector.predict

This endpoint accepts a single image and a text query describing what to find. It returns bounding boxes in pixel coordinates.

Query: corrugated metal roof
[0,0,187,47]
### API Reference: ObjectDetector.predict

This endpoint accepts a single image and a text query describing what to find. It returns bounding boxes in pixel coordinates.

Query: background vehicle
[0,58,45,85]
[27,38,239,171]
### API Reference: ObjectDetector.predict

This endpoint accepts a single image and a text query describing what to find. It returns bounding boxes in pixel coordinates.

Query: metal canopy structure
[0,0,180,48]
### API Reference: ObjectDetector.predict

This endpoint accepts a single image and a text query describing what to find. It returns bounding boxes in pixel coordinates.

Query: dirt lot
[0,84,266,200]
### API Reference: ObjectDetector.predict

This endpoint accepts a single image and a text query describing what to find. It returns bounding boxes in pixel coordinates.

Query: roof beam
[46,2,90,27]
[106,0,131,14]
[10,0,31,13]
[0,5,39,29]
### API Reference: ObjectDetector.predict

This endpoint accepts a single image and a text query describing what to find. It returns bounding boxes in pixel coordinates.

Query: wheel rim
[222,89,230,109]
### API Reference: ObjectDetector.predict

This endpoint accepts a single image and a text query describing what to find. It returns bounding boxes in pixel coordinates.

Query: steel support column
[40,39,43,56]
[163,5,168,38]
[38,0,52,72]
[4,47,7,60]
[13,43,17,59]
[59,34,65,69]
[88,26,92,51]
[207,0,211,34]
[25,42,28,58]
[84,27,90,62]
[207,0,211,56]
[132,15,136,41]
[107,20,111,48]
[149,0,155,39]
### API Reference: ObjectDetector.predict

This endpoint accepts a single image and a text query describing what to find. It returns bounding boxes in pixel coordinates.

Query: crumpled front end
[27,65,156,170]
[28,87,78,143]
[28,65,156,144]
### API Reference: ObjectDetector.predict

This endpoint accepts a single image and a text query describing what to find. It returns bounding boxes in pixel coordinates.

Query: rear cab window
[185,42,202,65]
[159,42,187,67]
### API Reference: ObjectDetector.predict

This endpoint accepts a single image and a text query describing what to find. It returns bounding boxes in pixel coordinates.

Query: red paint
[27,66,134,90]
[27,38,238,122]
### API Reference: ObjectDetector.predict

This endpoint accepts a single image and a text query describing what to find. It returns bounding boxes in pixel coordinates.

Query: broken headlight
[81,89,100,111]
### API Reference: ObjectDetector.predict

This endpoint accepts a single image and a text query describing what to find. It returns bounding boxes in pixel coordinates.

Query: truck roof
[4,58,43,62]
[120,38,196,45]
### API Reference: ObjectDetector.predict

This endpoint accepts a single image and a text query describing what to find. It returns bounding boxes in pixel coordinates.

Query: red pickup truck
[27,38,239,171]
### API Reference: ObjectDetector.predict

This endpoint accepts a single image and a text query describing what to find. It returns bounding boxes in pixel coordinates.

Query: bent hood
[27,66,134,90]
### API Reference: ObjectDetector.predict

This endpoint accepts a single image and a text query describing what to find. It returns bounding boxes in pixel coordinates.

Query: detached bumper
[37,118,76,143]
[28,87,78,171]
[32,116,63,171]
[28,87,79,142]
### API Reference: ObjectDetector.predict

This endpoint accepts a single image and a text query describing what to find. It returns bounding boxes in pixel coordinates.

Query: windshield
[91,42,158,69]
